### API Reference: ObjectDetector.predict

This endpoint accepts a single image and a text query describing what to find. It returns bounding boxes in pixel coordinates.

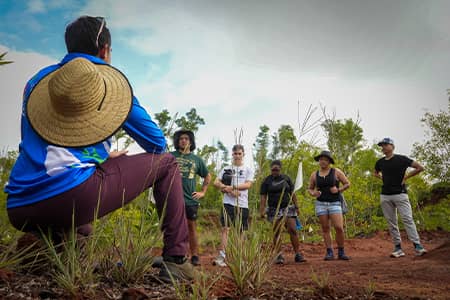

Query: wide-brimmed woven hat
[26,57,132,147]
[314,150,335,164]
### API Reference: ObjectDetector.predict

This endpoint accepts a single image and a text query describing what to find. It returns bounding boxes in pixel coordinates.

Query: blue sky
[1,0,449,161]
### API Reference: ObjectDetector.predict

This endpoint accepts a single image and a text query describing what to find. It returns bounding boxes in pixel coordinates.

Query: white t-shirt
[218,164,254,208]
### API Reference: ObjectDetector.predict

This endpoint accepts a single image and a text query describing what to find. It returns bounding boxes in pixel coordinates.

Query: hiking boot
[324,248,334,261]
[294,252,306,263]
[212,254,226,267]
[151,256,163,268]
[191,255,201,266]
[414,244,427,256]
[275,254,285,264]
[338,247,350,260]
[390,245,405,258]
[158,259,195,283]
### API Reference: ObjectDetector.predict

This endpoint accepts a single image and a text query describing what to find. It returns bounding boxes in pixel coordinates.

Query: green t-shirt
[171,151,209,206]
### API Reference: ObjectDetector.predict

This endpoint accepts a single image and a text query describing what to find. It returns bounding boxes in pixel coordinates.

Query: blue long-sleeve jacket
[5,53,166,208]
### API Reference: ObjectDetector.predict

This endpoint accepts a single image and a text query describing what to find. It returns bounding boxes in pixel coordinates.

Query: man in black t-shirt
[374,137,426,258]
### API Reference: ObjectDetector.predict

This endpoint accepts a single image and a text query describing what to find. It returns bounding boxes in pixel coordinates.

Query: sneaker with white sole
[414,244,427,256]
[390,246,405,258]
[212,254,226,267]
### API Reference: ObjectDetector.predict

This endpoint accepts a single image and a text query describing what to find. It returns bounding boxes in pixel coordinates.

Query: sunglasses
[95,17,105,49]
[271,168,281,172]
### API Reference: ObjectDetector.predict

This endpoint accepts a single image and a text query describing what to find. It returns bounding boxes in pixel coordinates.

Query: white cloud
[2,0,449,160]
[27,0,46,13]
[0,45,57,150]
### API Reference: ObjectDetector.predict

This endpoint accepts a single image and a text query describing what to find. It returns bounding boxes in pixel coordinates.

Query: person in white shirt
[212,144,254,267]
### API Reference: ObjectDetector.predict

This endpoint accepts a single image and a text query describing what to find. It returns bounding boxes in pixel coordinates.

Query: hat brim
[314,154,335,164]
[27,63,132,147]
[377,142,393,146]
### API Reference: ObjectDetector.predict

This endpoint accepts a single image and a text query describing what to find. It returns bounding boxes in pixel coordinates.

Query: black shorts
[185,205,199,221]
[220,204,249,230]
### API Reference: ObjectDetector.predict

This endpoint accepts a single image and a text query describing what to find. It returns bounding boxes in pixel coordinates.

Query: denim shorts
[315,200,342,216]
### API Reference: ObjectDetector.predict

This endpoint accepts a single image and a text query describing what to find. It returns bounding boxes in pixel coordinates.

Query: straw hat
[26,57,132,147]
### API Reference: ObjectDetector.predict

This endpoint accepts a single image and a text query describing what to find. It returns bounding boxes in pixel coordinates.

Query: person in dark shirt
[307,151,351,261]
[260,160,306,264]
[171,130,211,266]
[374,137,426,257]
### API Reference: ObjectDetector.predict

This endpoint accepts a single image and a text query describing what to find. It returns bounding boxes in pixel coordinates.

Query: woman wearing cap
[260,160,306,264]
[307,151,351,260]
[4,16,193,282]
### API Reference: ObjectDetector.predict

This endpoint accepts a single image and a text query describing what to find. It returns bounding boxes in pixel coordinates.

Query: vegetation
[0,103,449,298]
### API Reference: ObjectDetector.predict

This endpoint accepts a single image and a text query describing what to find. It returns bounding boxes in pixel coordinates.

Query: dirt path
[1,230,449,299]
[200,230,450,299]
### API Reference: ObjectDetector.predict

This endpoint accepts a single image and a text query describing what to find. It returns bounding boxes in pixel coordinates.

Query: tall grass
[99,200,163,285]
[225,209,278,297]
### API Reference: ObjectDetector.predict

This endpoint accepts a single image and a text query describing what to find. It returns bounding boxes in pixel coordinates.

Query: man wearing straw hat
[4,16,193,282]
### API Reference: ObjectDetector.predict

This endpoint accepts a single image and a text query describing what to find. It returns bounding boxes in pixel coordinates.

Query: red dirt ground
[200,230,450,299]
[0,230,449,299]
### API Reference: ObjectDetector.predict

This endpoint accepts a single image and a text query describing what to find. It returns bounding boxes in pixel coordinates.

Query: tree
[154,109,174,137]
[174,108,205,133]
[321,118,364,172]
[412,98,450,182]
[277,125,298,158]
[253,125,270,175]
[112,129,134,151]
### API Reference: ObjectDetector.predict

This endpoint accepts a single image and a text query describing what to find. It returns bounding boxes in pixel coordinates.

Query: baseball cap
[377,137,394,146]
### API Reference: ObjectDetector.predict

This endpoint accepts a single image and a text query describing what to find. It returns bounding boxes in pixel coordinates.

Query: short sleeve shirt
[218,164,254,208]
[171,151,209,206]
[375,154,413,195]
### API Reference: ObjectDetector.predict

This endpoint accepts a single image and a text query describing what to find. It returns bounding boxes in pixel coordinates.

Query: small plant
[101,200,163,284]
[311,268,331,295]
[0,232,46,272]
[172,267,223,300]
[41,225,101,296]
[364,279,376,299]
[225,209,278,297]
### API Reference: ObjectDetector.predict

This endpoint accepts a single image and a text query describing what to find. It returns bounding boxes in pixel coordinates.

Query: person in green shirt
[171,130,211,266]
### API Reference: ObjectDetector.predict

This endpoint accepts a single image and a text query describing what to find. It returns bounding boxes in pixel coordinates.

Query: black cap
[314,150,335,164]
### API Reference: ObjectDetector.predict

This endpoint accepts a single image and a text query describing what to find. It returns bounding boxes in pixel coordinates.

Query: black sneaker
[294,252,306,263]
[191,255,201,266]
[275,254,285,264]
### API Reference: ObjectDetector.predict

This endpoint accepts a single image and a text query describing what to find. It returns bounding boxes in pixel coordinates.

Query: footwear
[324,248,334,261]
[212,254,226,267]
[158,259,195,283]
[275,254,285,264]
[151,256,163,268]
[191,255,201,266]
[294,252,306,263]
[414,244,427,256]
[390,245,405,258]
[338,247,350,260]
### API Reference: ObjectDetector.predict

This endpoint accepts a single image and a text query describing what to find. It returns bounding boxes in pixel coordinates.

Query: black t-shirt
[375,154,413,195]
[260,174,294,209]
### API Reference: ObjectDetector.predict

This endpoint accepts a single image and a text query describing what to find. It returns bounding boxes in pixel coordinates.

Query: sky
[0,0,449,161]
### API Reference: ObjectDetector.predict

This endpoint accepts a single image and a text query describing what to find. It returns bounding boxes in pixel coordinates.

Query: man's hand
[109,150,128,158]
[192,191,205,200]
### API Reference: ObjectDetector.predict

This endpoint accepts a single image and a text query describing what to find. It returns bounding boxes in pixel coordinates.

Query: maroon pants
[8,153,188,257]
